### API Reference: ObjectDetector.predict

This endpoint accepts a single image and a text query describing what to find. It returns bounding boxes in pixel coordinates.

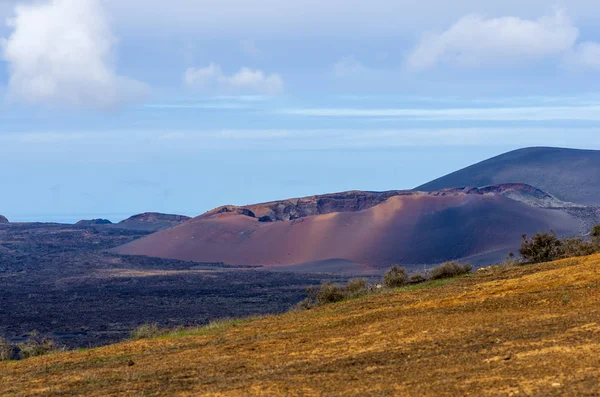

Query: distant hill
[76,219,113,226]
[0,215,8,224]
[115,185,594,272]
[115,212,192,232]
[416,147,600,206]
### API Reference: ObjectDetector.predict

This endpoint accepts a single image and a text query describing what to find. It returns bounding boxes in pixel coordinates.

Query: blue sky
[1,0,600,222]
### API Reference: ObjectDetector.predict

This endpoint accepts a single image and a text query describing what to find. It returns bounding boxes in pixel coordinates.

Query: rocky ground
[0,223,344,348]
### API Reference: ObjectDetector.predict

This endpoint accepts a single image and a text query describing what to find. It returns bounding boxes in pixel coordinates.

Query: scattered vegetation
[430,261,473,280]
[0,332,63,362]
[519,225,600,264]
[298,261,472,309]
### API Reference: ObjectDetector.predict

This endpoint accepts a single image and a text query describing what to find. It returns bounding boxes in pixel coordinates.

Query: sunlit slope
[2,255,600,396]
[115,187,581,270]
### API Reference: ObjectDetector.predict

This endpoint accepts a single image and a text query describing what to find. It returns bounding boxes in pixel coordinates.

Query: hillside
[0,215,7,224]
[2,255,599,396]
[416,147,600,206]
[114,185,591,271]
[114,212,192,232]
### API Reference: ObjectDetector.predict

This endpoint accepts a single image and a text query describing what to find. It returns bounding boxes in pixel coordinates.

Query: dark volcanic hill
[115,185,596,272]
[116,212,192,232]
[0,215,8,223]
[416,147,600,206]
[76,219,113,226]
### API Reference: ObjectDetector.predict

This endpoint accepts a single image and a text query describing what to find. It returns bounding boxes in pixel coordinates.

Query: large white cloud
[184,64,284,95]
[1,0,148,109]
[406,10,580,70]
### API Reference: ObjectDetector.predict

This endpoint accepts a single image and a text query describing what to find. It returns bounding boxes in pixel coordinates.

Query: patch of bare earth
[1,255,599,396]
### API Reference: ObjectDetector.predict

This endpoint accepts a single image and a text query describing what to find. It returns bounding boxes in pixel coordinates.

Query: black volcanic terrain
[417,147,600,206]
[0,222,342,348]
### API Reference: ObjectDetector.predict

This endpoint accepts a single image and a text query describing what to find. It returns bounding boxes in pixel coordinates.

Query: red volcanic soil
[115,188,581,271]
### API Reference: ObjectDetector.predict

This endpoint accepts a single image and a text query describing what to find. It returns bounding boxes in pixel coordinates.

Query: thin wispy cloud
[278,105,600,121]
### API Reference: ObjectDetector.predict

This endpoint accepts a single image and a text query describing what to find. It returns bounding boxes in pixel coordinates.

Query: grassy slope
[1,256,600,396]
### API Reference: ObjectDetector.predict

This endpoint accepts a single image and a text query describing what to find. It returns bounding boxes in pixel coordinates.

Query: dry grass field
[1,255,599,396]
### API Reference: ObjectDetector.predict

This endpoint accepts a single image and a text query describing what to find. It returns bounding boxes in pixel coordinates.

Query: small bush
[0,338,12,362]
[591,225,600,246]
[344,278,373,299]
[519,232,563,264]
[131,324,168,340]
[430,261,472,280]
[383,265,408,288]
[298,279,376,309]
[561,237,597,258]
[16,332,62,359]
[408,273,427,284]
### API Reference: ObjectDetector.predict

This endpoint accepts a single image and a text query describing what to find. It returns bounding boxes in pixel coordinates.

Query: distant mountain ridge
[416,147,600,206]
[0,215,8,224]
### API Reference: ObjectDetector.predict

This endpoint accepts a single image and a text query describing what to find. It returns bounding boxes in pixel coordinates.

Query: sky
[1,0,600,222]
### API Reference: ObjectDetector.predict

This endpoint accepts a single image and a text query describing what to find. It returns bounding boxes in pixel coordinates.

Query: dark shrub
[383,265,408,288]
[408,273,427,284]
[344,278,372,299]
[519,232,563,264]
[561,237,597,258]
[591,225,600,246]
[305,281,346,307]
[430,261,472,280]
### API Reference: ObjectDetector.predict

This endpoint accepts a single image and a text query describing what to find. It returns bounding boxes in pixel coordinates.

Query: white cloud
[564,42,600,70]
[333,56,368,78]
[1,0,148,110]
[184,63,284,95]
[406,10,579,70]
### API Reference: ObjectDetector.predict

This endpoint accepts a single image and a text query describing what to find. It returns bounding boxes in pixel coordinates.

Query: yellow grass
[1,255,600,396]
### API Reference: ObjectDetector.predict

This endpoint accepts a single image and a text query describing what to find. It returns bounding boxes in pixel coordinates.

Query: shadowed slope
[0,215,7,224]
[115,185,585,270]
[2,255,599,396]
[416,147,600,205]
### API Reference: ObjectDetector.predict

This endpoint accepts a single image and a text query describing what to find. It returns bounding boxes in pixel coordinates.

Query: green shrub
[16,332,62,359]
[383,265,408,288]
[561,237,597,258]
[519,232,563,264]
[0,338,11,362]
[298,279,376,309]
[430,261,472,280]
[344,278,373,299]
